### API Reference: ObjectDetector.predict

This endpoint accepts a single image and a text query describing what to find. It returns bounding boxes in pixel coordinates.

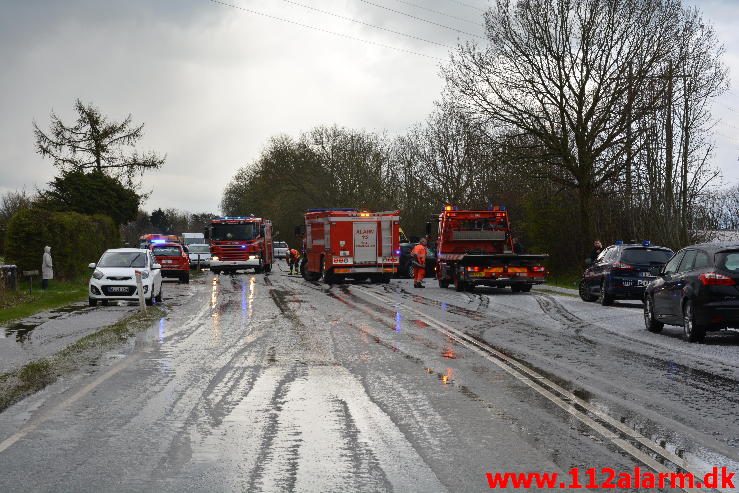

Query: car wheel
[683,300,705,343]
[182,273,190,284]
[643,296,663,333]
[88,298,98,307]
[598,280,613,306]
[155,286,163,303]
[579,279,597,302]
[145,296,153,306]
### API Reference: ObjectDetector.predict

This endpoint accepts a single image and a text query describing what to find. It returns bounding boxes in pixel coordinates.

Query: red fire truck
[299,208,400,283]
[206,216,273,274]
[432,206,548,292]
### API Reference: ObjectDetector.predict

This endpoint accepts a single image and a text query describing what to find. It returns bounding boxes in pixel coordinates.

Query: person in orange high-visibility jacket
[287,248,301,275]
[411,237,428,288]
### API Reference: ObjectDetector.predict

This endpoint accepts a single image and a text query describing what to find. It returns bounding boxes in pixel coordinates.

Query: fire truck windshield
[211,223,258,241]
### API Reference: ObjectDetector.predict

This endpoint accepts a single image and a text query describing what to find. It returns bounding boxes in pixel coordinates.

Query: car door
[665,250,697,320]
[652,250,684,317]
[585,247,612,294]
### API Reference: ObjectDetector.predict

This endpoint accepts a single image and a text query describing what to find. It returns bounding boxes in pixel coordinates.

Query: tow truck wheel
[454,274,465,292]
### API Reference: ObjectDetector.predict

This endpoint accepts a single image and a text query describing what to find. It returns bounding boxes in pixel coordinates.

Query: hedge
[4,209,119,280]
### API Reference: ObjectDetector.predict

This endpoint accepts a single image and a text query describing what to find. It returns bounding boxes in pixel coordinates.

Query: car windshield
[621,248,673,264]
[188,245,210,253]
[98,252,147,268]
[211,223,257,241]
[717,251,739,272]
[152,247,181,256]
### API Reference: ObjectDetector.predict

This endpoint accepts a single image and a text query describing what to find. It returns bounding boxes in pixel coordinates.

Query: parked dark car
[579,242,673,305]
[398,242,437,278]
[643,243,739,342]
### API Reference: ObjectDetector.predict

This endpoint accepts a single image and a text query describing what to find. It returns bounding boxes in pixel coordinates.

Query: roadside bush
[4,208,119,280]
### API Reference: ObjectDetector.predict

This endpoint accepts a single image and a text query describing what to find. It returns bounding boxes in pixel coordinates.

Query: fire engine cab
[299,209,400,283]
[206,216,273,274]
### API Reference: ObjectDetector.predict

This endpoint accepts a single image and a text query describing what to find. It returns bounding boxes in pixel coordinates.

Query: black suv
[644,243,739,342]
[579,242,673,305]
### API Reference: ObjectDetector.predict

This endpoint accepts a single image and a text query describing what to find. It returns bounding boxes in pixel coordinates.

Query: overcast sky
[1,0,737,214]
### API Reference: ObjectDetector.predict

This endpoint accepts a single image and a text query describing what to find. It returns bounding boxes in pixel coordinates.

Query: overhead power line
[206,0,445,61]
[441,0,488,12]
[355,0,485,40]
[281,0,452,49]
[391,0,482,26]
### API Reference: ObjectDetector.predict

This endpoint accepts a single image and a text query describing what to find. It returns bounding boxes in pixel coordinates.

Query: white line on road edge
[352,286,721,493]
[0,353,144,455]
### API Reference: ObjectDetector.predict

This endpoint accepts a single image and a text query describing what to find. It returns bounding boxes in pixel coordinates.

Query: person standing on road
[288,248,300,275]
[41,246,53,290]
[411,238,428,289]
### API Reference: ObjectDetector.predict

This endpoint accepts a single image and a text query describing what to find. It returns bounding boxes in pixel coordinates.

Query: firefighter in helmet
[411,237,428,288]
[287,248,301,275]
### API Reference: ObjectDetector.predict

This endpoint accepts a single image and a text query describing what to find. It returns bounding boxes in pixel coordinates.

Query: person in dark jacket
[589,240,603,263]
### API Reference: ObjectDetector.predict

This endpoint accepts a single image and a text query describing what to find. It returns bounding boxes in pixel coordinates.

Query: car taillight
[612,262,634,270]
[531,266,546,272]
[699,272,735,286]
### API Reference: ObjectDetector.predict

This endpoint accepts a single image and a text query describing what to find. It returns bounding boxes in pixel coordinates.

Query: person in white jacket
[42,246,53,290]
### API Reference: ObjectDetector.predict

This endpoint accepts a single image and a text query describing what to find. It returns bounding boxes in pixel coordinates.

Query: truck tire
[511,285,522,293]
[454,274,465,292]
[520,285,532,293]
[324,269,338,284]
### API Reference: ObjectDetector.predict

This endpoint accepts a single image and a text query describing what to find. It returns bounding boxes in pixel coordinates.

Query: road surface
[0,268,737,492]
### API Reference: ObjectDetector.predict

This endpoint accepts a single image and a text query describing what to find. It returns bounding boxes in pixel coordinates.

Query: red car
[150,242,190,283]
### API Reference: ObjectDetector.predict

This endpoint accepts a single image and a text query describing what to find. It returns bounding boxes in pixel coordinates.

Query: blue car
[579,242,673,305]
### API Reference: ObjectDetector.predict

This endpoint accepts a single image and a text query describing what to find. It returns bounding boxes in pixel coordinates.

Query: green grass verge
[0,279,89,324]
[545,273,581,290]
[0,306,165,413]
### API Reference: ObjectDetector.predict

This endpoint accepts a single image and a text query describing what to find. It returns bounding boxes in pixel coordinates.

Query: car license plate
[163,260,172,264]
[637,278,653,287]
[109,286,128,293]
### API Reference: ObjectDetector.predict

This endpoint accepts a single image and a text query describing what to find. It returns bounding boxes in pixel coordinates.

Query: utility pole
[626,61,634,239]
[665,60,674,220]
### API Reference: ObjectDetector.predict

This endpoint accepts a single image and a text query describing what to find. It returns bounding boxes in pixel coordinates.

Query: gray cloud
[1,0,736,213]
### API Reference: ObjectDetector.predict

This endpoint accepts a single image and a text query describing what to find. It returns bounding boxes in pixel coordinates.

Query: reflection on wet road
[0,270,738,492]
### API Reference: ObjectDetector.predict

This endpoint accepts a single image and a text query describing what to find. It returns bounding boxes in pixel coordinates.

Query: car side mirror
[88,262,96,269]
[152,263,162,270]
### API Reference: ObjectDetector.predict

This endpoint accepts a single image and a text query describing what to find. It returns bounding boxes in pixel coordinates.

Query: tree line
[222,0,733,275]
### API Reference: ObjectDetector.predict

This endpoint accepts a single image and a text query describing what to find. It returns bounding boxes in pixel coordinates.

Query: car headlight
[92,270,104,280]
[212,256,219,261]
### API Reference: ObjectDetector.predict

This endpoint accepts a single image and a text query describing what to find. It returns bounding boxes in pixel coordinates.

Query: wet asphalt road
[0,268,738,492]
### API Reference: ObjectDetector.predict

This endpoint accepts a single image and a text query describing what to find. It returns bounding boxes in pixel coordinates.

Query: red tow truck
[432,206,548,292]
[206,216,273,274]
[299,208,400,283]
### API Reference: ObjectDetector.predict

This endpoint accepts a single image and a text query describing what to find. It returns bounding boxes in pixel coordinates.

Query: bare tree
[444,0,707,249]
[34,99,165,186]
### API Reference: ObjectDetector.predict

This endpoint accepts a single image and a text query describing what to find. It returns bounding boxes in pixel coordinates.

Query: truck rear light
[700,272,735,286]
[531,266,546,272]
[466,266,481,272]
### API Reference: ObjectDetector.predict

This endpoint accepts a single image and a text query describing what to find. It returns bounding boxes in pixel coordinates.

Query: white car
[186,243,211,268]
[273,241,289,259]
[88,248,163,306]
